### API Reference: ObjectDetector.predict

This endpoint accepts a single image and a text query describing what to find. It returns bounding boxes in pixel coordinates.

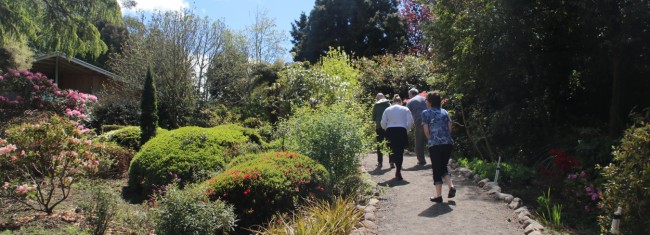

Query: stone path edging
[453,160,546,235]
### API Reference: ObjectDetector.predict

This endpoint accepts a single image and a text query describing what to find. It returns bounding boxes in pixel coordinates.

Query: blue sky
[120,0,316,60]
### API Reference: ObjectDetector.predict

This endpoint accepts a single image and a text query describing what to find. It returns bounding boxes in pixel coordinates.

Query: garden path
[362,152,524,235]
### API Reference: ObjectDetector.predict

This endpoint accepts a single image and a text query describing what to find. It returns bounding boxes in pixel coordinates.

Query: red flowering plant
[0,115,101,214]
[206,151,330,229]
[538,148,580,176]
[0,69,97,125]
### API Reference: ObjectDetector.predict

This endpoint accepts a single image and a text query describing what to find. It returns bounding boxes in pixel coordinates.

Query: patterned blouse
[421,108,453,146]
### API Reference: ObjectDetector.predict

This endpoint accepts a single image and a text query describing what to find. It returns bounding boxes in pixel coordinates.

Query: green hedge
[206,151,330,229]
[127,125,251,194]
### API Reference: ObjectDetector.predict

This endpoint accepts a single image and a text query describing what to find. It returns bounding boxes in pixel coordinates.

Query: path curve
[362,153,524,235]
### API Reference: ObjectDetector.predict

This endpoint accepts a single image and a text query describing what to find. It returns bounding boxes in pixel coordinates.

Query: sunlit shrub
[599,112,650,234]
[155,184,236,235]
[280,104,372,193]
[95,126,168,151]
[206,151,329,229]
[0,115,101,214]
[127,125,252,194]
[458,158,534,186]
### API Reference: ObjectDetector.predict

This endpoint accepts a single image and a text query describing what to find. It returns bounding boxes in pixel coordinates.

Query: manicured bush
[206,151,330,229]
[599,113,650,234]
[96,126,168,151]
[127,125,252,194]
[155,184,236,235]
[0,115,101,214]
[280,104,371,194]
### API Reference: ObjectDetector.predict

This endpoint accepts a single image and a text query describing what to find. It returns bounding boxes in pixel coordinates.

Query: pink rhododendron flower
[0,144,17,155]
[14,184,29,195]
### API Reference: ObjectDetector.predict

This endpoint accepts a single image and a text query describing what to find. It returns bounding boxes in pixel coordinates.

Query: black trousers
[386,127,408,169]
[429,144,453,184]
[376,128,387,163]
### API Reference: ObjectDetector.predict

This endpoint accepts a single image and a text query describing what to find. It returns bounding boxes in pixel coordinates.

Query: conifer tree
[140,66,158,145]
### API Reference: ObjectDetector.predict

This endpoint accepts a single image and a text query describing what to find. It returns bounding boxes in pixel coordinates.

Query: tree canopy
[291,0,408,63]
[0,0,123,58]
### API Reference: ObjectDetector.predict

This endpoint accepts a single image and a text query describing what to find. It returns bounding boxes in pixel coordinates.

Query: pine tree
[140,66,158,145]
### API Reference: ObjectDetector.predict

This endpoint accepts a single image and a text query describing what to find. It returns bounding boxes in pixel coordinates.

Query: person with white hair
[372,93,391,167]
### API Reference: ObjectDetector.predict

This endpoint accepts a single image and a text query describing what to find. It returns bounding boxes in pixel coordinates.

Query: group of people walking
[372,89,456,203]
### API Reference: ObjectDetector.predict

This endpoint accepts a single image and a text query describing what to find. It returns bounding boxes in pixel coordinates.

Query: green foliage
[79,182,118,235]
[140,66,159,145]
[91,96,140,131]
[113,203,156,235]
[0,39,33,70]
[0,223,88,235]
[0,115,101,214]
[599,112,650,234]
[280,104,372,193]
[92,142,135,178]
[256,196,363,235]
[536,188,563,229]
[206,151,330,229]
[127,125,251,194]
[0,0,123,58]
[355,54,436,100]
[293,0,407,63]
[155,184,236,235]
[95,126,169,151]
[457,158,534,186]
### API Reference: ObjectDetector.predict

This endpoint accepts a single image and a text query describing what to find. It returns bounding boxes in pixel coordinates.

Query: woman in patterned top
[421,91,456,203]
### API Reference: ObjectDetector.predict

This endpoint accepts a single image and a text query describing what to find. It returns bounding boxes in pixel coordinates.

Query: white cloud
[120,0,189,13]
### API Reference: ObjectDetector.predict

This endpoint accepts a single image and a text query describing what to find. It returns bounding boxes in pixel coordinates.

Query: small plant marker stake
[608,206,622,234]
[494,156,501,184]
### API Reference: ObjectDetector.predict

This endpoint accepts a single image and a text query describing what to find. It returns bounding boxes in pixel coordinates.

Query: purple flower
[568,174,577,180]
[580,171,587,178]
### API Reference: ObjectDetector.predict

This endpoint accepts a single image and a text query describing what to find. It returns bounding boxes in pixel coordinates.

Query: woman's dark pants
[428,144,453,184]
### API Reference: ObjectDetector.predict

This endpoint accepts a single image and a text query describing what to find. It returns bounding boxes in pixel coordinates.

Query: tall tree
[246,9,287,64]
[109,9,227,128]
[206,30,250,103]
[399,0,432,54]
[293,0,408,63]
[140,66,158,145]
[289,12,308,61]
[0,0,123,58]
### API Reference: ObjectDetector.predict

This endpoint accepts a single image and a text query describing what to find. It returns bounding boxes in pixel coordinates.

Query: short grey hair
[408,88,419,97]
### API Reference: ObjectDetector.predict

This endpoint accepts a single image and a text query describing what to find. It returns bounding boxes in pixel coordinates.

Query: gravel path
[362,152,524,235]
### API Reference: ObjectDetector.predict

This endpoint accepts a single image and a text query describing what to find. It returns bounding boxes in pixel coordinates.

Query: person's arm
[381,109,388,130]
[423,123,430,140]
[406,110,414,129]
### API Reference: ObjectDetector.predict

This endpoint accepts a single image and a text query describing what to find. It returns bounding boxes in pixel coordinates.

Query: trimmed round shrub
[127,126,251,194]
[92,142,135,178]
[206,151,330,228]
[96,126,168,151]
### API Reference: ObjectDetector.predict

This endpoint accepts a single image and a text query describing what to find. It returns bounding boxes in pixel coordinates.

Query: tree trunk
[609,49,625,138]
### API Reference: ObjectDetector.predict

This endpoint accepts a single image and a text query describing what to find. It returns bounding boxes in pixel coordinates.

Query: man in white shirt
[381,95,414,180]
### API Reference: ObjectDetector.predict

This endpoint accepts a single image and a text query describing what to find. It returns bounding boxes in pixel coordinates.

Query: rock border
[453,162,545,235]
[350,166,381,235]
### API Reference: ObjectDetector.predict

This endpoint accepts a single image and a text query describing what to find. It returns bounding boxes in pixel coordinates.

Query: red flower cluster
[549,148,579,173]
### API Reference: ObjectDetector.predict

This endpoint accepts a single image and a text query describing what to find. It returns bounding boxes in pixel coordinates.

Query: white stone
[364,205,376,213]
[362,220,378,229]
[508,198,522,209]
[368,198,379,206]
[514,206,529,213]
[524,221,544,234]
[365,212,377,221]
[478,178,490,187]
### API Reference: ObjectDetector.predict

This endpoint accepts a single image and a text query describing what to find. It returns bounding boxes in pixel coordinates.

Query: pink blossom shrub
[0,115,102,214]
[0,69,97,124]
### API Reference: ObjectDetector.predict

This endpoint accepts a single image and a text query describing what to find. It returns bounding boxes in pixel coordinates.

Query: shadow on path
[418,202,454,218]
[369,166,393,175]
[402,164,430,171]
[378,178,410,187]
